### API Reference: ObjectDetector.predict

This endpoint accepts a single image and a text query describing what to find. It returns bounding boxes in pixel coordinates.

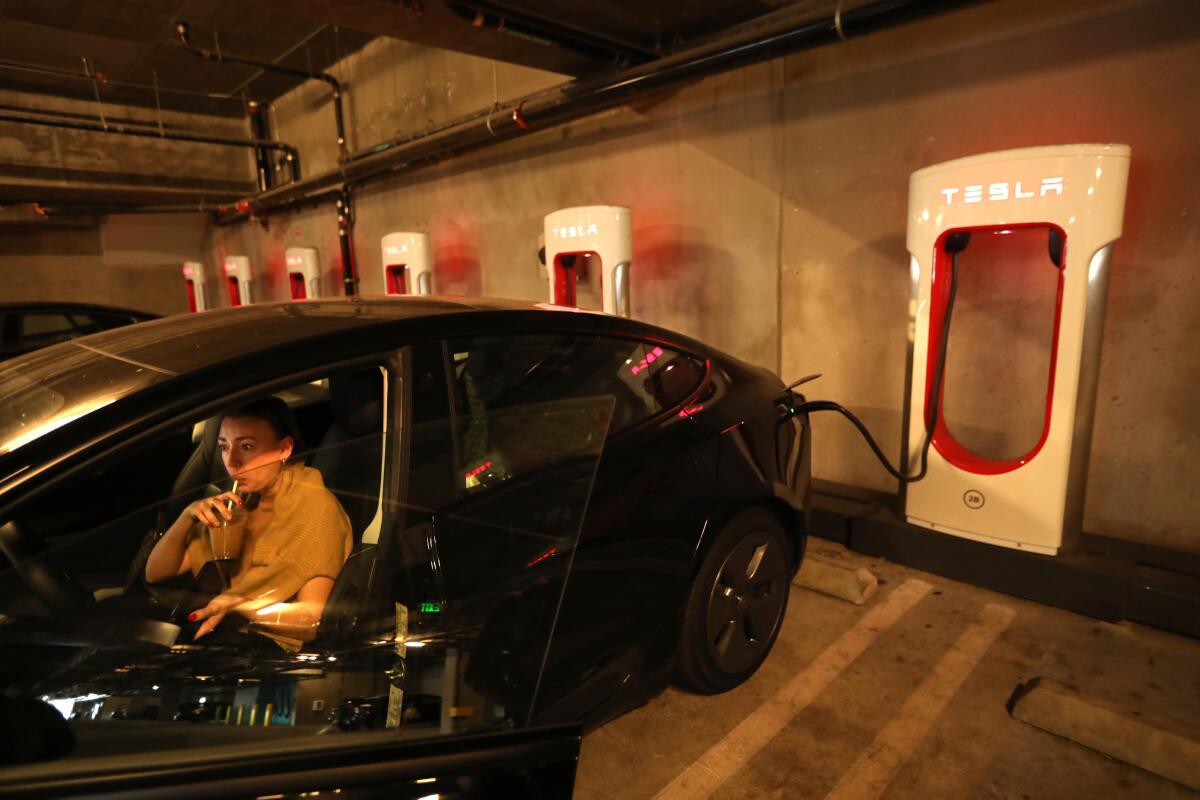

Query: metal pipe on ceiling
[0,109,301,182]
[0,100,193,132]
[243,0,977,215]
[0,56,246,105]
[36,204,224,216]
[176,21,348,160]
[444,0,659,65]
[335,189,358,296]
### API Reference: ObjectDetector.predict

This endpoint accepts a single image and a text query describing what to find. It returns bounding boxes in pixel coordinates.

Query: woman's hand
[188,593,245,639]
[183,491,243,528]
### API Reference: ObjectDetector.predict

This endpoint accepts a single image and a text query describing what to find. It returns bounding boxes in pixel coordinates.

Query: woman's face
[218,415,294,493]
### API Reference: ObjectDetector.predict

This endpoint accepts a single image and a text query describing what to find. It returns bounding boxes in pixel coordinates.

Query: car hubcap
[705,533,787,674]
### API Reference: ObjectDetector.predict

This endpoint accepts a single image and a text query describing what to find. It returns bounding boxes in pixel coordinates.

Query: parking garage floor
[575,541,1200,800]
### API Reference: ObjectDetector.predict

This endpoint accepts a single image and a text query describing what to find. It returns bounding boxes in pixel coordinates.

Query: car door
[540,342,718,723]
[381,337,616,734]
[388,334,716,728]
[0,345,586,798]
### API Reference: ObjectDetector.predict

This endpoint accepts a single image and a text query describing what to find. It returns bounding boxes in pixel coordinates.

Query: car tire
[675,508,793,694]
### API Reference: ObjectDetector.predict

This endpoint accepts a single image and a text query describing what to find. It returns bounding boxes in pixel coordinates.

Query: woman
[145,397,352,643]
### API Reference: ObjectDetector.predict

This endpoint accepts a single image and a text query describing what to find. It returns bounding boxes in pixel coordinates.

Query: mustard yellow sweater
[188,464,352,605]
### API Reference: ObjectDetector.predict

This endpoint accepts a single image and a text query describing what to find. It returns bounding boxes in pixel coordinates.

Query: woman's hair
[224,396,302,450]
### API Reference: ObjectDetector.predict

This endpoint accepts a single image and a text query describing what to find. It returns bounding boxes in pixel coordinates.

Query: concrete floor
[575,541,1200,800]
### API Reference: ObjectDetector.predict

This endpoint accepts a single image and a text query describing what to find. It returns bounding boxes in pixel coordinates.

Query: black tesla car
[0,302,157,361]
[0,297,810,797]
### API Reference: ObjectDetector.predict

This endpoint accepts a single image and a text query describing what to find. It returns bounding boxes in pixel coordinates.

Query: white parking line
[823,603,1017,800]
[652,578,933,800]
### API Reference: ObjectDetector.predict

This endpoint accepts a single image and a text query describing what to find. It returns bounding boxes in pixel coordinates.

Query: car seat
[309,368,386,646]
[311,369,384,544]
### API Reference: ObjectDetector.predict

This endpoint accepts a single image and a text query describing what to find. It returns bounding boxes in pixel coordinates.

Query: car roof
[37,295,708,375]
[0,295,757,499]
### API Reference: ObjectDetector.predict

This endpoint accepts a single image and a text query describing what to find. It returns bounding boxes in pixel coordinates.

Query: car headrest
[330,369,384,438]
[169,416,225,500]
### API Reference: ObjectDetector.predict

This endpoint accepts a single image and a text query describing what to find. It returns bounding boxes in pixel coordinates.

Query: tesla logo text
[384,244,409,255]
[552,223,600,239]
[939,177,1063,205]
[631,346,664,376]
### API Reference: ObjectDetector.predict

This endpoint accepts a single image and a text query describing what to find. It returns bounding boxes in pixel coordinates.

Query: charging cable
[779,232,970,484]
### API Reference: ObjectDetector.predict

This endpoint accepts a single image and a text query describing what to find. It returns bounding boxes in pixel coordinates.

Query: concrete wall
[777,0,1200,552]
[0,89,256,203]
[218,44,786,369]
[0,213,207,315]
[208,0,1200,553]
[271,35,566,176]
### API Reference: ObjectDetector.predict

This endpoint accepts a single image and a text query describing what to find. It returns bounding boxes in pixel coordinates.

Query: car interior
[0,365,389,659]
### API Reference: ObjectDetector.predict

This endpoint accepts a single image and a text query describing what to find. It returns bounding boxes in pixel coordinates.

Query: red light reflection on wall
[678,405,704,418]
[465,460,493,480]
[526,547,558,568]
[631,346,664,376]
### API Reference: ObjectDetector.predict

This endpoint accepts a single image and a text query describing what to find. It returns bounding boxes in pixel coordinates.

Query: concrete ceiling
[0,0,801,207]
[265,0,797,75]
[0,0,372,117]
[1,0,798,119]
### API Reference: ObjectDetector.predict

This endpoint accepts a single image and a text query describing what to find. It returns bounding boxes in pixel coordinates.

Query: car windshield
[0,341,173,458]
[0,352,615,783]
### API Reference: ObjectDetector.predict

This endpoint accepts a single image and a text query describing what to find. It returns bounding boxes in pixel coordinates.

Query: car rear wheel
[676,508,792,694]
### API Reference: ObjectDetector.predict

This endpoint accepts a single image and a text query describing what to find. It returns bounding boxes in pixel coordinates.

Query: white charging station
[181,261,209,313]
[543,206,632,316]
[223,255,254,307]
[380,232,433,295]
[903,144,1130,555]
[284,246,321,300]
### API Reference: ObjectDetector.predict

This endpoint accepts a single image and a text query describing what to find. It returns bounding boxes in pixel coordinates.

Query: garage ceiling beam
[175,20,348,161]
[242,0,981,216]
[0,109,301,183]
[443,0,661,65]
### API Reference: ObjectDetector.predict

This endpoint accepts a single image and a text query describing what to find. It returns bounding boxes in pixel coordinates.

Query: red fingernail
[187,612,198,621]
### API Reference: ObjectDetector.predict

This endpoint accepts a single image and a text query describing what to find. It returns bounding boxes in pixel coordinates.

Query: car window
[19,312,79,349]
[88,312,140,331]
[0,368,390,760]
[386,339,614,735]
[638,344,708,413]
[447,335,701,492]
[66,313,106,337]
[0,353,611,776]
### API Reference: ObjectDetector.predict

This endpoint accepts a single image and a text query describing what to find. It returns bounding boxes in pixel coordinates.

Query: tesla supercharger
[903,144,1130,555]
[380,232,433,295]
[181,261,209,313]
[223,255,254,307]
[285,246,321,300]
[543,205,632,316]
